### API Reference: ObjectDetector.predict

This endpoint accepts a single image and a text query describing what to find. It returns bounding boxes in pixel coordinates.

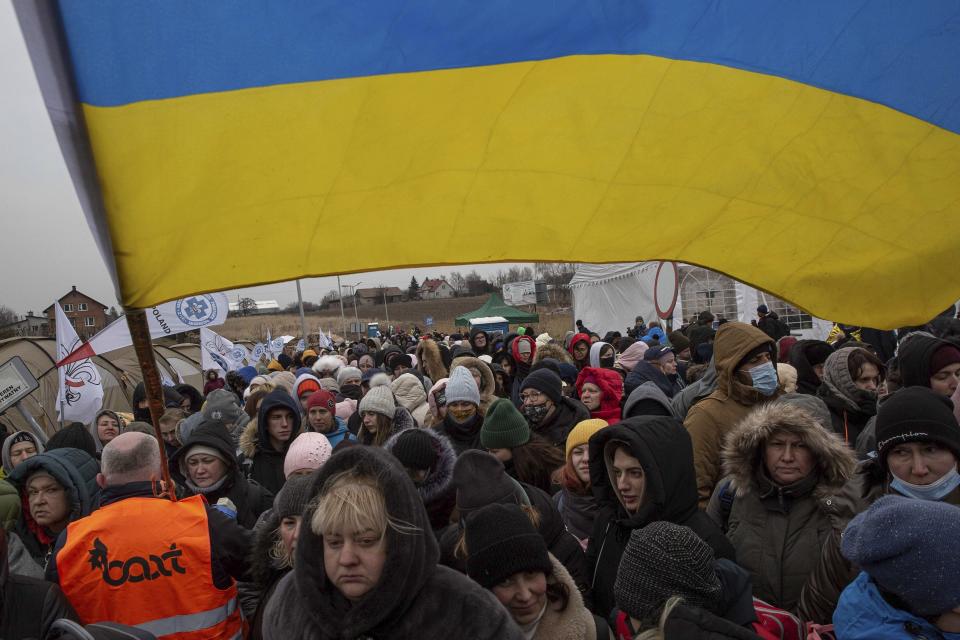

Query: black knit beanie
[614,522,722,627]
[275,474,317,519]
[519,368,563,404]
[876,386,960,469]
[453,450,527,517]
[390,429,438,471]
[465,503,551,589]
[46,423,98,459]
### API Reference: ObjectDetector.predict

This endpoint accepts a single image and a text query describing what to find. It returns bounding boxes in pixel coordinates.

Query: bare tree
[448,271,466,294]
[0,305,17,327]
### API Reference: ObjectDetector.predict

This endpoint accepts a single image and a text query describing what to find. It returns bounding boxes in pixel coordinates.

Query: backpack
[752,598,803,640]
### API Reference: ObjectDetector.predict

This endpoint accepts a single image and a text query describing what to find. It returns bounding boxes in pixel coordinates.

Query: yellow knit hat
[267,359,283,372]
[565,418,609,459]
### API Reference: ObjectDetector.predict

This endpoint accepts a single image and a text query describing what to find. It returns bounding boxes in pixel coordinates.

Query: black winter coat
[531,397,591,449]
[624,361,682,399]
[238,390,303,495]
[586,417,735,618]
[262,447,521,639]
[172,423,275,529]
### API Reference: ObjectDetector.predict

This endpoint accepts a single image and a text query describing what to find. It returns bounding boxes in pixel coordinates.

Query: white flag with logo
[318,327,332,349]
[57,292,230,367]
[56,303,103,425]
[200,327,234,373]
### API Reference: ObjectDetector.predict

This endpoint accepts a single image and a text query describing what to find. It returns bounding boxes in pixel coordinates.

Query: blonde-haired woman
[262,447,522,639]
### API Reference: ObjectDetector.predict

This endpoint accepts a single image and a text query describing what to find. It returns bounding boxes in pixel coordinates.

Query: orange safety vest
[58,494,243,640]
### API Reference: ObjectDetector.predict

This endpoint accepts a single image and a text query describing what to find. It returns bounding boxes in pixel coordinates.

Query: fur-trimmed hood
[450,356,496,411]
[722,401,856,499]
[533,342,574,366]
[416,338,449,383]
[384,428,457,504]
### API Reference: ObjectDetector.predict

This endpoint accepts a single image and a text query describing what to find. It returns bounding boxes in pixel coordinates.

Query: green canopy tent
[454,293,539,327]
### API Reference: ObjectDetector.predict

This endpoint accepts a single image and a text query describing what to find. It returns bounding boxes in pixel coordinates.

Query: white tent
[569,263,833,340]
[568,263,658,337]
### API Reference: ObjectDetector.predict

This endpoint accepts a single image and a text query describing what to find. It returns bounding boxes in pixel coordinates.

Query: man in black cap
[757,304,790,341]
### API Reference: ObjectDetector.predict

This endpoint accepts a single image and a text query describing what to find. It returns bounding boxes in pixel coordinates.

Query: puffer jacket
[0,479,20,531]
[684,323,779,507]
[239,389,303,495]
[9,447,99,571]
[586,417,735,618]
[391,373,430,426]
[833,572,960,640]
[384,428,458,532]
[262,447,522,639]
[797,461,960,624]
[709,401,856,612]
[450,356,497,415]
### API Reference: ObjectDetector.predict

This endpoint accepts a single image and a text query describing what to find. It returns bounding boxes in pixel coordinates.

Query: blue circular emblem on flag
[175,295,219,327]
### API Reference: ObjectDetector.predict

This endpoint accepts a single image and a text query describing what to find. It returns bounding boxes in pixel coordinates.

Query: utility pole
[381,284,390,328]
[337,275,346,341]
[295,279,308,346]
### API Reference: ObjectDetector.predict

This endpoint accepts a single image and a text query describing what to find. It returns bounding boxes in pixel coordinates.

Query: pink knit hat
[617,341,649,372]
[283,432,333,478]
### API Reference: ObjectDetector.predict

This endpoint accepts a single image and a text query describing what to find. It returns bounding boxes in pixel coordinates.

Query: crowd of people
[1,303,959,639]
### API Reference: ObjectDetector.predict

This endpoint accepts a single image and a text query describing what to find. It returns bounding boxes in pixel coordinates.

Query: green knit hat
[480,398,531,449]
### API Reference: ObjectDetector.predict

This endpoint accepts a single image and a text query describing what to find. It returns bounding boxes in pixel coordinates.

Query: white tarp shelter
[569,263,833,340]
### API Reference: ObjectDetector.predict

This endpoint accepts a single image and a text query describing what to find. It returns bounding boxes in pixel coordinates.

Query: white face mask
[890,466,960,501]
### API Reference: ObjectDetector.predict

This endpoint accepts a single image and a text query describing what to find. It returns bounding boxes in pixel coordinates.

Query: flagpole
[296,279,308,347]
[125,308,174,497]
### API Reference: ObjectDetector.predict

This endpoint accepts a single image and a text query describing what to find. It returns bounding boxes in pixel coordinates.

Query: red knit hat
[305,389,336,413]
[929,344,960,375]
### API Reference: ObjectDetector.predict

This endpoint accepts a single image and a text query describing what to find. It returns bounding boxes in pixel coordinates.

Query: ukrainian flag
[18,1,960,328]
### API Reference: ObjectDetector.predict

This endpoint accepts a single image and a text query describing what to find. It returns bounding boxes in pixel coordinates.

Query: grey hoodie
[1,432,44,475]
[623,382,679,419]
[671,356,719,419]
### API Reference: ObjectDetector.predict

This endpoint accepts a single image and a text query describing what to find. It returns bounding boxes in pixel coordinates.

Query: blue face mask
[748,362,779,396]
[890,466,960,501]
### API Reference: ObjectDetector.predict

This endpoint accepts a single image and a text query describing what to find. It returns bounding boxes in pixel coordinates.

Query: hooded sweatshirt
[622,382,679,420]
[261,446,522,639]
[586,416,734,618]
[816,347,878,445]
[239,389,302,495]
[9,448,99,570]
[1,432,45,475]
[684,322,778,507]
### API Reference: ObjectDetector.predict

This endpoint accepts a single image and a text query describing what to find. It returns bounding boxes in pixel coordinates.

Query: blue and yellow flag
[16,1,960,328]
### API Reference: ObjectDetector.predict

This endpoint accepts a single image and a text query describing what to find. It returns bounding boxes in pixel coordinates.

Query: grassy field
[220,295,574,343]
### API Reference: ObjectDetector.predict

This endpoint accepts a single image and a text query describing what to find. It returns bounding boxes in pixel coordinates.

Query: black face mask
[599,356,616,368]
[340,384,362,400]
[134,407,152,423]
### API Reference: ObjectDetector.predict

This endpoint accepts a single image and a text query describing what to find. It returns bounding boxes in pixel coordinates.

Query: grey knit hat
[358,385,396,419]
[614,522,722,627]
[445,366,480,406]
[275,473,317,519]
[336,366,362,387]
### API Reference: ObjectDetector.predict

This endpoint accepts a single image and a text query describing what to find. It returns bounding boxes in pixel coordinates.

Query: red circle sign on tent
[654,261,679,319]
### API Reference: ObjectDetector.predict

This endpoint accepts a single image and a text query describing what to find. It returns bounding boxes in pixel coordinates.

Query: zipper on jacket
[591,522,612,589]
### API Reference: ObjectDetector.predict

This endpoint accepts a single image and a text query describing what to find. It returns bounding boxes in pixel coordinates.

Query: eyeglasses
[520,391,544,402]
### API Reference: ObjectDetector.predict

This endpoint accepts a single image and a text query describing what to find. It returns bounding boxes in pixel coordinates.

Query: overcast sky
[0,4,532,317]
